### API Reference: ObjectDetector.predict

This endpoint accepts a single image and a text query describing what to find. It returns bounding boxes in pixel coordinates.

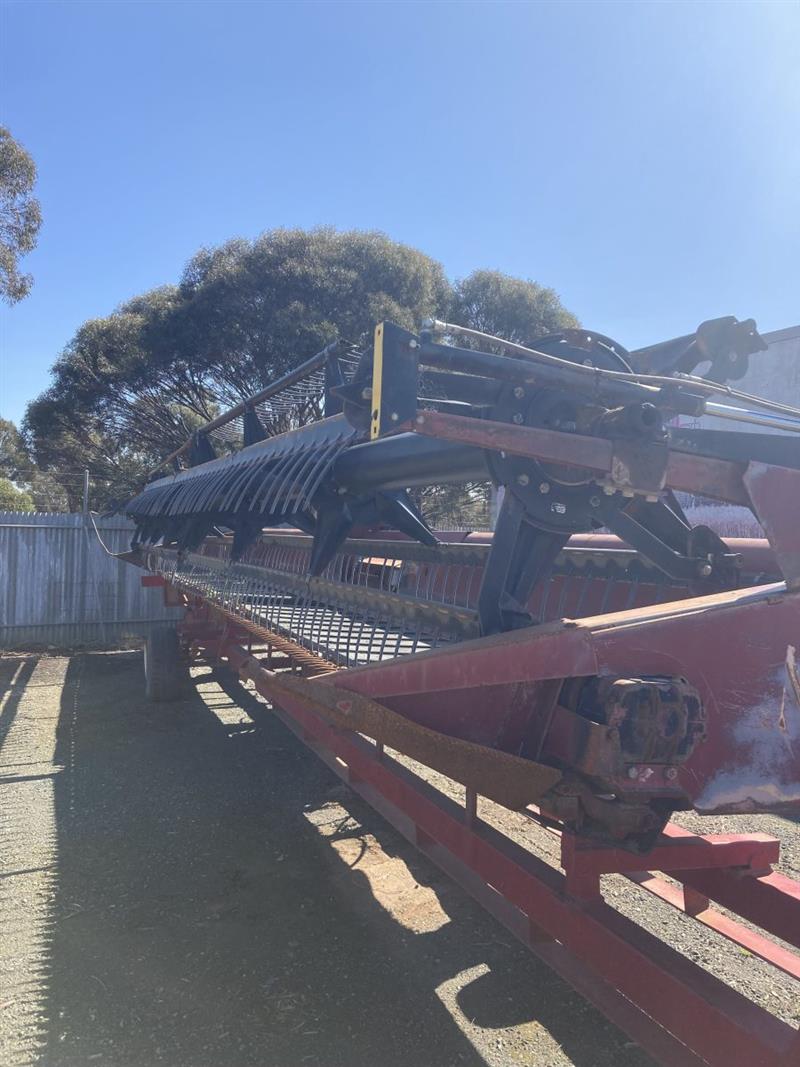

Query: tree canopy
[0,127,42,304]
[0,416,68,511]
[452,269,578,345]
[24,227,578,509]
[0,477,34,511]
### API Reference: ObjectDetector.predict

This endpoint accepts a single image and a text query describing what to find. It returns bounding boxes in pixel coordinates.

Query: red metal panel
[562,826,780,880]
[627,872,800,981]
[324,582,800,816]
[678,868,800,952]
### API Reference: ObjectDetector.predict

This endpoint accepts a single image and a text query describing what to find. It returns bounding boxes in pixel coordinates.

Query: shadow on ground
[4,651,652,1067]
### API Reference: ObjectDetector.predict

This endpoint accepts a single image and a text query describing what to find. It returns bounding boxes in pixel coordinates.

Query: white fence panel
[0,512,181,648]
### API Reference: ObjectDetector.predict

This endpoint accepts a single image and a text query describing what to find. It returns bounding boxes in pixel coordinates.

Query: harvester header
[123,313,800,1065]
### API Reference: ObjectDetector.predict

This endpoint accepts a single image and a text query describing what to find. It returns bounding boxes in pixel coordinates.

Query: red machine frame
[139,580,800,1067]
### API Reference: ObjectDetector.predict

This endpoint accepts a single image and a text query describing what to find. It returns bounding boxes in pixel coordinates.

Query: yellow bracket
[370,322,384,440]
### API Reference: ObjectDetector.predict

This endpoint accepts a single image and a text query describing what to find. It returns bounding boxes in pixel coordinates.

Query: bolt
[409,339,419,349]
[513,386,525,399]
[499,451,507,459]
[697,562,713,577]
[590,496,601,508]
[390,412,399,422]
[361,387,372,400]
[538,481,551,494]
[627,766,639,779]
[516,473,530,486]
[603,485,616,496]
[512,412,524,425]
[416,414,425,425]
[664,767,678,780]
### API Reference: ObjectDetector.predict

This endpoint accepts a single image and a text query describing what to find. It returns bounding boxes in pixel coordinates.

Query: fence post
[81,472,108,644]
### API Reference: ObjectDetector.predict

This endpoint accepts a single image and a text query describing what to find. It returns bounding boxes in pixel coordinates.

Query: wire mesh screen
[147,535,486,667]
[144,529,699,670]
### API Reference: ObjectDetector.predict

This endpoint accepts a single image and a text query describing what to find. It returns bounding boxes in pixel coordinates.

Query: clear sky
[1,0,798,426]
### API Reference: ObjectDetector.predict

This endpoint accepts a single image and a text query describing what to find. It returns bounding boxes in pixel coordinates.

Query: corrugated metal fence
[0,512,182,648]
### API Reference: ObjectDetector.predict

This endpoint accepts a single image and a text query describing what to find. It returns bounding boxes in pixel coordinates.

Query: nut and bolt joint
[539,481,551,494]
[516,473,530,486]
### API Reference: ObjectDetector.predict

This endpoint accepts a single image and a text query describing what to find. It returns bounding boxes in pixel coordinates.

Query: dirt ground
[1,651,798,1067]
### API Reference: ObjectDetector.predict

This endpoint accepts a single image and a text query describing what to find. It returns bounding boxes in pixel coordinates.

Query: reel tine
[265,442,312,515]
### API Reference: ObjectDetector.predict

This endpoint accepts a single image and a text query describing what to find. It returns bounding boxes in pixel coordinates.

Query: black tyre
[144,626,188,702]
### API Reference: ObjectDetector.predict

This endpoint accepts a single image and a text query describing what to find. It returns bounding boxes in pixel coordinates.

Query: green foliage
[0,477,34,512]
[0,416,69,511]
[175,229,450,396]
[0,127,42,304]
[24,228,578,509]
[451,268,579,344]
[0,416,28,478]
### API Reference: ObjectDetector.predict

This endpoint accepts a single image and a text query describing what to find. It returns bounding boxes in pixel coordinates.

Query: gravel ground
[1,650,797,1067]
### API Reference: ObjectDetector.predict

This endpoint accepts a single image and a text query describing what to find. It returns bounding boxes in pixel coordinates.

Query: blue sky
[1,0,798,426]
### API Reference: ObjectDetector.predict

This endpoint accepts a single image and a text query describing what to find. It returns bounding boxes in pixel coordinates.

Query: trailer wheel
[144,626,188,702]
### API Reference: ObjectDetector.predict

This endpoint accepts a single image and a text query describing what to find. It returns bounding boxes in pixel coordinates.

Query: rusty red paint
[411,410,612,473]
[227,642,562,808]
[408,410,754,505]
